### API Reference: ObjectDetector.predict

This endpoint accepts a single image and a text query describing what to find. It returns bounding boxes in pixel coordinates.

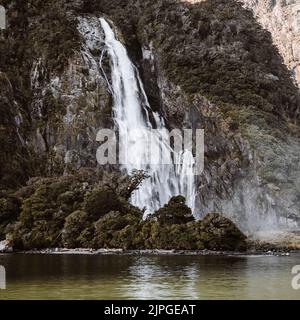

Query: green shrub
[83,187,126,220]
[93,211,128,248]
[62,210,89,248]
[198,213,247,251]
[0,195,21,239]
[152,196,195,225]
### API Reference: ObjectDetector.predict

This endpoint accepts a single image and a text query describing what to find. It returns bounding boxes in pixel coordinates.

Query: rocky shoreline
[1,233,300,256]
[0,244,297,257]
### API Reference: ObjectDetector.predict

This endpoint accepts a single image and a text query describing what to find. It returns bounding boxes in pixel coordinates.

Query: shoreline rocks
[0,240,13,253]
[10,247,297,257]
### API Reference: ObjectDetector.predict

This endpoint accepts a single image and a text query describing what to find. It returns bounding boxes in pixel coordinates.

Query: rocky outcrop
[0,240,13,253]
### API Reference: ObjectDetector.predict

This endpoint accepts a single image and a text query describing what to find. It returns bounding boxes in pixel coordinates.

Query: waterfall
[100,18,196,214]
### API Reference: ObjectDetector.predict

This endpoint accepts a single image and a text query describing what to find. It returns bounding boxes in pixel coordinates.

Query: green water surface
[0,253,299,299]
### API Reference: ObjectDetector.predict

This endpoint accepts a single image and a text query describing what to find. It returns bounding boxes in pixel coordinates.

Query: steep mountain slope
[0,0,300,239]
[0,0,112,187]
[90,0,300,232]
[240,0,300,87]
[186,0,300,87]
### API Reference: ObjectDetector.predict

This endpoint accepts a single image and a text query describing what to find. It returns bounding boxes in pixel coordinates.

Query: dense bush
[0,193,21,239]
[199,213,247,251]
[83,187,126,219]
[4,172,247,251]
[6,174,91,249]
[152,196,195,225]
[62,210,89,248]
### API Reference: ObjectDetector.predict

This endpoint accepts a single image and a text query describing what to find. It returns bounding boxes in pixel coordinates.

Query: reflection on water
[0,253,299,299]
[125,258,202,299]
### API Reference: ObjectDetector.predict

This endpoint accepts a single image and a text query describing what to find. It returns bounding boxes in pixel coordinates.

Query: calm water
[0,253,299,299]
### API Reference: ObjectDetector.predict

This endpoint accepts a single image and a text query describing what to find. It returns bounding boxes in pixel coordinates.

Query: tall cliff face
[30,16,112,175]
[0,1,112,184]
[1,0,300,236]
[240,0,300,87]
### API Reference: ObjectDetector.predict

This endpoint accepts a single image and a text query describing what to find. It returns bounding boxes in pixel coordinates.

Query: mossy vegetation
[62,210,89,248]
[1,170,247,251]
[152,195,195,225]
[138,0,300,120]
[0,0,81,188]
[83,187,126,219]
[0,192,21,239]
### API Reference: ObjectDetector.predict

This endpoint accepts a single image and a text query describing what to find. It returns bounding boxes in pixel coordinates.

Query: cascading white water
[100,18,196,214]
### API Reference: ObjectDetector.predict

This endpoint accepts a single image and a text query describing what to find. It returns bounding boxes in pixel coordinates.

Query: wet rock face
[29,16,112,175]
[240,0,300,87]
[0,72,28,188]
[0,2,114,183]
